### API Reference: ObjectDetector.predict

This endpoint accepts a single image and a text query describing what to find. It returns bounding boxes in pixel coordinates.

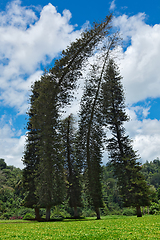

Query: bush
[51,206,70,219]
[81,208,96,217]
[1,212,12,219]
[17,208,34,218]
[149,202,160,215]
[23,213,35,220]
[122,208,136,216]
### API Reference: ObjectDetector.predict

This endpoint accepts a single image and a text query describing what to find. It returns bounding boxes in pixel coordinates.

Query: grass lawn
[0,215,160,239]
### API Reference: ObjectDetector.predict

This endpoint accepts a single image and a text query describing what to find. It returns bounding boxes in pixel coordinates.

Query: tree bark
[95,207,101,220]
[147,206,149,215]
[143,206,145,215]
[136,206,142,217]
[35,207,41,221]
[46,207,51,221]
[74,206,79,218]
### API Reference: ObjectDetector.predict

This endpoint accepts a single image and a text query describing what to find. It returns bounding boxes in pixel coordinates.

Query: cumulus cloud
[0,0,81,113]
[113,13,160,104]
[124,107,160,163]
[0,115,25,168]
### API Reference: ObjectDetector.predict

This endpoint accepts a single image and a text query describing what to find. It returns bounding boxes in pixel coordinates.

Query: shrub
[51,206,70,219]
[81,208,96,217]
[23,213,35,220]
[1,212,12,219]
[149,202,160,215]
[122,208,136,216]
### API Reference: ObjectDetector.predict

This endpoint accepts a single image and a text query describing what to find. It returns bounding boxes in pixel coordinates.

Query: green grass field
[0,215,160,239]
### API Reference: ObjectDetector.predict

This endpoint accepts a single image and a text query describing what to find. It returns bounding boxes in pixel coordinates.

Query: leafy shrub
[23,213,35,220]
[122,208,136,216]
[17,207,34,218]
[149,202,160,215]
[51,206,70,219]
[1,212,12,219]
[81,208,96,217]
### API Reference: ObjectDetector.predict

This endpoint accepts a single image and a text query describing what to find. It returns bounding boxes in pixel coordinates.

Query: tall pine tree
[22,80,41,220]
[78,35,118,219]
[103,59,150,217]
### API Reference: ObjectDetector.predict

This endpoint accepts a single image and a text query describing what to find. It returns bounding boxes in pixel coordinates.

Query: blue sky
[1,0,160,168]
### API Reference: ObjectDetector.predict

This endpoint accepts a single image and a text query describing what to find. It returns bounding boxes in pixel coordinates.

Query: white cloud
[113,13,160,104]
[0,115,25,168]
[110,0,116,11]
[124,107,160,163]
[0,0,81,113]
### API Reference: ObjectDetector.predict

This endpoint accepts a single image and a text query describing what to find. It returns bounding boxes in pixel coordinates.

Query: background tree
[61,114,83,218]
[103,58,151,217]
[22,80,41,220]
[78,35,118,219]
[0,159,7,170]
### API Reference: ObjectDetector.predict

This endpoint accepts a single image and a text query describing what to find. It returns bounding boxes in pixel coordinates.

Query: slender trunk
[46,207,51,221]
[136,206,142,217]
[35,207,41,220]
[74,206,79,218]
[143,206,145,215]
[95,207,101,220]
[148,206,149,215]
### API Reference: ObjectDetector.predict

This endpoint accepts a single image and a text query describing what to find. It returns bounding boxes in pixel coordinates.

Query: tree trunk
[95,207,101,220]
[74,206,79,218]
[46,207,51,221]
[35,207,41,221]
[143,206,145,215]
[136,206,142,217]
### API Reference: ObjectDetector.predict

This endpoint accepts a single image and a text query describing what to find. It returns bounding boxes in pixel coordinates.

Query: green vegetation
[0,215,160,239]
[1,158,160,220]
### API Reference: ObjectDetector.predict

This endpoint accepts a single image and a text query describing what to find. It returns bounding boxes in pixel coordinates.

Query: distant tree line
[0,158,160,220]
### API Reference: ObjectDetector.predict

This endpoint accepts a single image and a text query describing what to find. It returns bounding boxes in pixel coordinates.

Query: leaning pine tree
[102,58,151,217]
[78,35,118,219]
[78,65,104,219]
[22,14,114,221]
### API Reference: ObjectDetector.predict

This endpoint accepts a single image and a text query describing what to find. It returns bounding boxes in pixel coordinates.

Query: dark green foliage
[141,159,160,189]
[31,78,65,210]
[1,158,160,219]
[0,159,7,170]
[61,115,82,215]
[0,160,33,220]
[101,165,122,214]
[103,59,151,215]
[22,81,41,210]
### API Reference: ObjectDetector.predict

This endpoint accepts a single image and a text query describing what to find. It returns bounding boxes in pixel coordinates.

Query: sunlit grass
[0,215,160,239]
